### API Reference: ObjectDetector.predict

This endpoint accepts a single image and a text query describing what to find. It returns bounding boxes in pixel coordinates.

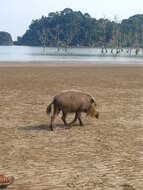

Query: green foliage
[15,9,143,48]
[0,31,13,45]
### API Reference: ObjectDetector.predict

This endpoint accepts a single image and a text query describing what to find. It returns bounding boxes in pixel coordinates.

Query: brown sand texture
[0,63,142,190]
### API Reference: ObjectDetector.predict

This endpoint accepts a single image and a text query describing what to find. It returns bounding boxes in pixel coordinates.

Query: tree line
[15,8,143,53]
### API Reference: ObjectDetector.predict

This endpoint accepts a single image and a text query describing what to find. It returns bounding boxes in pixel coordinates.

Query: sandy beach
[0,62,142,190]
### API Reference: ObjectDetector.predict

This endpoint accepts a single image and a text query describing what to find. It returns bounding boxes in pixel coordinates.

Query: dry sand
[0,63,142,190]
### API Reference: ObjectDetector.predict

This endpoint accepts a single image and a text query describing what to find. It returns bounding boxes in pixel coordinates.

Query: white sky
[1,0,143,40]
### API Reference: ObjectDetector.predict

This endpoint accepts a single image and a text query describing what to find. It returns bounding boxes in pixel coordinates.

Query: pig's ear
[90,98,95,104]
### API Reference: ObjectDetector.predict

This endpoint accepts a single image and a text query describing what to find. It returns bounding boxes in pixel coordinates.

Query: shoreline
[0,60,143,67]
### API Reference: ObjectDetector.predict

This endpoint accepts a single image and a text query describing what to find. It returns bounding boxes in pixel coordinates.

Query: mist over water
[0,46,143,63]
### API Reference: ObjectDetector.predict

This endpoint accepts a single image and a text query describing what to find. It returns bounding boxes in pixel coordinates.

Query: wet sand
[0,62,142,190]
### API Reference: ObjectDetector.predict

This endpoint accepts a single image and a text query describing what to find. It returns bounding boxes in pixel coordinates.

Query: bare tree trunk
[101,17,107,55]
[112,15,119,55]
[38,29,47,53]
[135,27,139,55]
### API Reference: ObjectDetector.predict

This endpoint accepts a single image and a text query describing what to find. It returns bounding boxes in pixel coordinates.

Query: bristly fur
[87,104,96,117]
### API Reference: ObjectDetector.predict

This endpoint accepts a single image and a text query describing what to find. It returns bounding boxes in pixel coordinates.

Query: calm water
[0,46,143,63]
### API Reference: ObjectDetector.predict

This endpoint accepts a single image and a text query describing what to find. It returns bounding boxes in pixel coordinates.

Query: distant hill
[0,32,13,45]
[14,8,143,48]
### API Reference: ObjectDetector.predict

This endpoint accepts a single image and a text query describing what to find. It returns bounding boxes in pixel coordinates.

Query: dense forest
[15,8,143,49]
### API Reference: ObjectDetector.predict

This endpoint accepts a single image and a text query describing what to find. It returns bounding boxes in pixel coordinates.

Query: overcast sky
[1,0,143,40]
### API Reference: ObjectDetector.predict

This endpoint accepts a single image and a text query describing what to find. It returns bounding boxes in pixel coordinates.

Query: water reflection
[0,46,143,62]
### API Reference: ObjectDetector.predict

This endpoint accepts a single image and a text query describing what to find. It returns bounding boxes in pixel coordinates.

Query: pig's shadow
[121,184,137,190]
[0,184,9,189]
[18,122,82,131]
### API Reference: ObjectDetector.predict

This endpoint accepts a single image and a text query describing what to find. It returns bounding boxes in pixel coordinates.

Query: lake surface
[0,45,143,63]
